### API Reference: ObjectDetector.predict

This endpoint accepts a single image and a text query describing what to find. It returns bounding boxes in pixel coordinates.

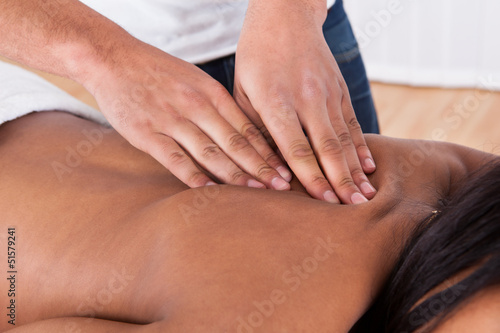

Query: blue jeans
[197,0,379,134]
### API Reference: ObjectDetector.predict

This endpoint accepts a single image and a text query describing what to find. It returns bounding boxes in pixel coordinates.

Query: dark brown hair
[353,159,500,332]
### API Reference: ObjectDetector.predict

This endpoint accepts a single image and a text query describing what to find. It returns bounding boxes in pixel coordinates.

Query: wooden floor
[371,83,500,155]
[2,57,499,155]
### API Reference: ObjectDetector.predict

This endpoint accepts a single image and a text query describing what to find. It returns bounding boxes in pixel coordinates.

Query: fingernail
[277,166,292,182]
[271,177,290,191]
[248,179,266,189]
[351,192,368,205]
[323,190,339,204]
[364,158,376,170]
[206,181,218,186]
[360,181,376,195]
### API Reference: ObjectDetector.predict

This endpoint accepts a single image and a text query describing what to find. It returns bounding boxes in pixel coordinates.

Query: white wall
[344,0,500,90]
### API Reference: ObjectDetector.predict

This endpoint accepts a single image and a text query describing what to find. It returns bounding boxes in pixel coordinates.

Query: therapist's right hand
[85,41,292,190]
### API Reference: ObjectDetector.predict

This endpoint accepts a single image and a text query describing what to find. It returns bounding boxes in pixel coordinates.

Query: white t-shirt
[79,0,336,64]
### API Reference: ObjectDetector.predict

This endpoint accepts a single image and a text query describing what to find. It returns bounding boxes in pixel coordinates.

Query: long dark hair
[353,159,500,332]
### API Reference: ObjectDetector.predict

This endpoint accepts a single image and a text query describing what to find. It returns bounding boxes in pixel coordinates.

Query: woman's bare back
[0,111,488,332]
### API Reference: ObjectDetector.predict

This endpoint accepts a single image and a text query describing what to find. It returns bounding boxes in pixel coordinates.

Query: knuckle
[318,137,344,155]
[266,84,287,102]
[347,117,362,131]
[337,176,356,190]
[180,86,209,109]
[289,140,315,160]
[167,151,188,166]
[337,132,354,147]
[329,112,344,124]
[227,132,251,151]
[350,167,366,179]
[264,151,280,166]
[128,113,153,132]
[241,123,264,143]
[187,171,208,186]
[301,76,324,100]
[159,103,184,123]
[201,144,222,160]
[229,170,247,184]
[265,89,293,114]
[311,175,331,188]
[254,164,275,179]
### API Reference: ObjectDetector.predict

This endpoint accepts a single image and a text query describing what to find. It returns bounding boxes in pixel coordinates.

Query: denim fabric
[323,0,379,133]
[197,0,380,134]
[197,53,237,98]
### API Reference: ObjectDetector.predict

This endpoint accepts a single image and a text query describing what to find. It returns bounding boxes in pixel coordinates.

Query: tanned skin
[0,112,497,332]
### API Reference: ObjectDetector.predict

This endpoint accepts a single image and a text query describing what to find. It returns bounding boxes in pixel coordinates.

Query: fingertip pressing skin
[247,179,267,189]
[351,192,369,205]
[323,190,340,204]
[363,157,377,172]
[272,176,291,191]
[277,165,293,182]
[360,181,377,198]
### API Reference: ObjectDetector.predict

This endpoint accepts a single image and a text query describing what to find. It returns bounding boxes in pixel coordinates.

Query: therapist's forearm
[0,0,135,91]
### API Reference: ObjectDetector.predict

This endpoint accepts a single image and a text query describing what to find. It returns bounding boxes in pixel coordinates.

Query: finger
[193,107,290,190]
[302,104,369,205]
[217,97,292,182]
[339,91,377,175]
[335,88,377,198]
[144,134,216,188]
[234,92,280,152]
[261,104,340,203]
[324,96,376,200]
[323,78,377,193]
[167,116,268,189]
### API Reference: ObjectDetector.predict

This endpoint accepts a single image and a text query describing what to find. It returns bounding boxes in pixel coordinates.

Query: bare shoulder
[364,134,498,201]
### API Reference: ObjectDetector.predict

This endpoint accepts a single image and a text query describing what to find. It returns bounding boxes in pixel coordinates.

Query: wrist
[247,0,328,29]
[58,22,138,94]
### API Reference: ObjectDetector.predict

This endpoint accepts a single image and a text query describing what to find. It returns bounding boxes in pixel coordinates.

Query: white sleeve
[0,61,109,127]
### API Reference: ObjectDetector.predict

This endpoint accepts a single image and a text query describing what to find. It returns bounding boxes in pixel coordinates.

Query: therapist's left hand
[233,0,377,204]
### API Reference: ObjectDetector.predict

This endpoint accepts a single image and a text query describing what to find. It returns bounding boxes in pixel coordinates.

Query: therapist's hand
[86,40,292,190]
[234,0,377,204]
